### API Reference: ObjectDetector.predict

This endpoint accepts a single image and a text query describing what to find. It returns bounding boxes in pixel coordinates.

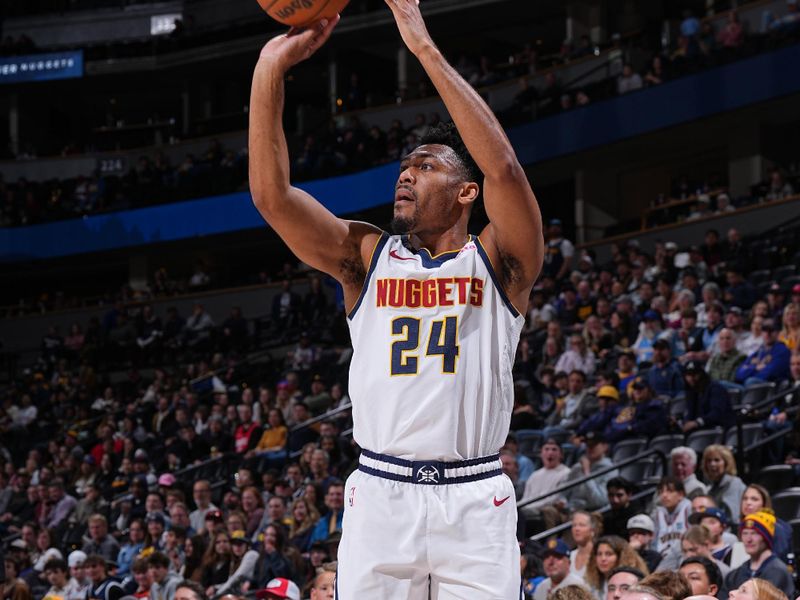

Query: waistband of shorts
[358,449,502,485]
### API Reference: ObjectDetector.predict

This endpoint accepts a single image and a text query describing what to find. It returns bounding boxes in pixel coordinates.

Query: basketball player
[249,1,543,597]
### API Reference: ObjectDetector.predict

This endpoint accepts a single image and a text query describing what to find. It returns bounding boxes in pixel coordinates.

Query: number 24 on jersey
[390,316,459,375]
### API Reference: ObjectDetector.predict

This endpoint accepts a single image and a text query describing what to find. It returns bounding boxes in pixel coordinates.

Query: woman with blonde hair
[569,510,602,579]
[728,578,788,600]
[288,496,321,552]
[779,304,800,351]
[585,535,649,600]
[701,445,746,521]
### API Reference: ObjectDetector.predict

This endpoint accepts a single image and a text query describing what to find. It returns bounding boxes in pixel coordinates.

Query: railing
[289,402,352,434]
[517,448,667,511]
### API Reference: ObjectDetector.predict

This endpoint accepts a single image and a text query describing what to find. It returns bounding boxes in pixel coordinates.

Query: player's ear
[457,182,479,206]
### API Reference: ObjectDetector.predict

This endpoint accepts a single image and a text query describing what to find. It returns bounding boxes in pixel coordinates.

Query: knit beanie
[740,509,776,549]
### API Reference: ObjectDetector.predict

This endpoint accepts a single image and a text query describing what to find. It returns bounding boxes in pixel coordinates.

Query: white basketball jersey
[346,233,524,461]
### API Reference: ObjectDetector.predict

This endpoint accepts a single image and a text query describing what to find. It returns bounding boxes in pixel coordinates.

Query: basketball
[259,0,350,27]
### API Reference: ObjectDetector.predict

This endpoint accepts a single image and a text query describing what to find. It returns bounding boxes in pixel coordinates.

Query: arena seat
[648,434,685,456]
[771,488,800,521]
[740,382,775,409]
[723,423,763,450]
[669,395,687,418]
[685,428,724,454]
[619,456,660,482]
[516,429,543,459]
[612,438,648,463]
[757,464,796,490]
[748,269,772,285]
[774,264,797,282]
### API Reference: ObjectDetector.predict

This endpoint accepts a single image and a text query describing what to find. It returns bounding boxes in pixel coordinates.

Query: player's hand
[258,15,340,72]
[384,0,434,57]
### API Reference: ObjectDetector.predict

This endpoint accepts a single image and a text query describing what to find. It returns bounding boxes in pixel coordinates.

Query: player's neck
[407,229,470,257]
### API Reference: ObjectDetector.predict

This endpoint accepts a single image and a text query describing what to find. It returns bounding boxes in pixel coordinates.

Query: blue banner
[0,50,83,84]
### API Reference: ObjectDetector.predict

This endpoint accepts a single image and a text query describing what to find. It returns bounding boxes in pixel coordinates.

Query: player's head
[391,122,481,235]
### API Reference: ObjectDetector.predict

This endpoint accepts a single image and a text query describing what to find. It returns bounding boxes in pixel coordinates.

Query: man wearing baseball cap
[533,539,588,600]
[542,218,575,281]
[575,386,620,440]
[255,578,301,600]
[626,514,662,573]
[735,320,791,384]
[605,377,667,443]
[723,510,795,597]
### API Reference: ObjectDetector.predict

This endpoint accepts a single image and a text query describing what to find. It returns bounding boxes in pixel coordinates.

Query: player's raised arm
[384,0,544,309]
[249,17,381,300]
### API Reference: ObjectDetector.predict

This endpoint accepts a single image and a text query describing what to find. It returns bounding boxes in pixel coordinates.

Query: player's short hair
[419,122,481,184]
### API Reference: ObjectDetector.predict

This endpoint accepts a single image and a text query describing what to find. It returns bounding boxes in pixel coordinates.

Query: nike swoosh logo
[389,250,416,261]
[493,495,511,507]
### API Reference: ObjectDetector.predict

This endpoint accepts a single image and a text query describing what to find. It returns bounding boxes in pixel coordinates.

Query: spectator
[308,481,344,545]
[189,481,217,534]
[148,552,182,600]
[542,219,575,281]
[534,539,589,600]
[653,476,692,558]
[603,477,640,538]
[503,434,534,483]
[735,321,791,385]
[626,515,662,573]
[548,370,594,428]
[724,269,757,310]
[701,445,746,522]
[647,339,684,398]
[252,525,294,587]
[563,432,617,513]
[669,447,707,498]
[617,64,643,95]
[638,570,692,600]
[214,530,259,596]
[606,566,645,600]
[633,311,673,365]
[84,554,124,600]
[117,519,145,577]
[724,511,795,597]
[43,559,78,600]
[605,377,667,443]
[569,511,601,579]
[681,360,735,432]
[556,335,597,377]
[739,484,793,564]
[706,329,746,385]
[718,11,744,49]
[778,303,800,351]
[679,556,723,597]
[585,536,649,600]
[82,514,120,562]
[520,438,570,519]
[201,531,232,595]
[43,478,77,530]
[576,386,620,440]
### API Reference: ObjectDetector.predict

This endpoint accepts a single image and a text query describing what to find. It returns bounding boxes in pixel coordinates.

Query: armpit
[498,249,524,289]
[339,252,366,287]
